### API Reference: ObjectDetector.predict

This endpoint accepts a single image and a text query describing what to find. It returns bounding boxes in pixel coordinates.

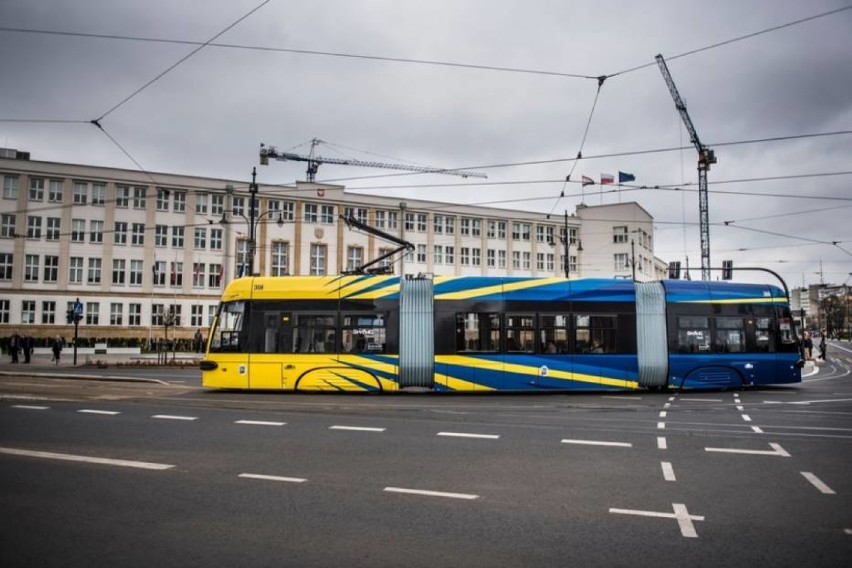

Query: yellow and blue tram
[200,275,802,392]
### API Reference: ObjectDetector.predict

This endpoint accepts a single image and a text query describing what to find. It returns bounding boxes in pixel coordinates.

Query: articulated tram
[200,275,802,392]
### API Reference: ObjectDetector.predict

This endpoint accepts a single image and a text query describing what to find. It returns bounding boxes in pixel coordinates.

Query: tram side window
[506,314,535,353]
[342,314,387,354]
[293,314,337,353]
[755,317,774,352]
[714,317,745,353]
[575,314,616,354]
[210,301,245,352]
[676,316,710,353]
[539,314,569,353]
[456,313,501,352]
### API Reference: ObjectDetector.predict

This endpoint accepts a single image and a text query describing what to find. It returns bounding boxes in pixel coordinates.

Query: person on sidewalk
[51,335,64,365]
[9,333,20,363]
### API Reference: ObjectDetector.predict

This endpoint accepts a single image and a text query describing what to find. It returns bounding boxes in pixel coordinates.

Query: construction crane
[656,54,717,282]
[259,138,487,181]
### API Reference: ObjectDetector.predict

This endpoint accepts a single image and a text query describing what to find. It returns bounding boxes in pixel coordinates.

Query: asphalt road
[1,344,851,567]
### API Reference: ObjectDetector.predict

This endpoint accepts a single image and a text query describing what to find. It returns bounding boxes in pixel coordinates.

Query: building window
[346,246,363,272]
[24,254,39,282]
[156,188,169,211]
[131,223,145,246]
[537,253,545,271]
[210,228,223,251]
[114,221,127,245]
[417,244,427,264]
[434,215,443,234]
[92,183,106,206]
[154,224,168,247]
[375,210,386,229]
[546,253,555,272]
[69,257,83,284]
[236,240,250,276]
[85,302,100,325]
[445,246,455,265]
[191,305,204,328]
[173,191,186,213]
[116,185,130,207]
[110,303,123,326]
[47,179,62,202]
[445,216,455,235]
[613,226,628,244]
[417,213,427,232]
[113,259,126,285]
[129,303,142,326]
[45,217,60,241]
[343,207,367,224]
[132,186,147,209]
[73,182,88,205]
[310,244,327,275]
[498,250,507,269]
[487,249,496,268]
[130,260,143,286]
[472,248,481,266]
[29,178,45,201]
[41,301,56,324]
[271,242,289,276]
[194,227,206,250]
[22,300,36,324]
[512,251,520,270]
[404,212,415,232]
[211,193,224,215]
[44,255,58,282]
[71,219,86,243]
[0,299,8,322]
[152,260,165,286]
[88,258,102,284]
[170,261,183,286]
[89,220,104,243]
[461,218,471,236]
[192,263,205,287]
[195,193,208,215]
[614,253,629,271]
[320,205,334,224]
[522,251,531,270]
[3,176,19,199]
[1,214,15,238]
[171,226,184,248]
[27,216,42,239]
[304,203,318,223]
[434,245,443,264]
[209,263,223,287]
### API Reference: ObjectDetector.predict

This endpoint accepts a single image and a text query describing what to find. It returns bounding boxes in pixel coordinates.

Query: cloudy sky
[1,0,850,289]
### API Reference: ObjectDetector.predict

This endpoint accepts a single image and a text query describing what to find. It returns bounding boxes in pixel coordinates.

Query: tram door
[399,277,435,389]
[250,311,293,389]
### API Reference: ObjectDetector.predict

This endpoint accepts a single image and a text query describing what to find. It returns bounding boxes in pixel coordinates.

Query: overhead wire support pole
[656,54,717,281]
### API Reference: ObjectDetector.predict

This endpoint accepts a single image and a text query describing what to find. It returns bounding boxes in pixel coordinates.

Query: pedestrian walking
[51,335,64,365]
[803,332,813,360]
[22,335,33,364]
[817,331,827,361]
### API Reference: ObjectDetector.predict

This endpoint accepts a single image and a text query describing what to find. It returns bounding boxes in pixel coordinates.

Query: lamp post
[219,168,285,277]
[399,201,407,276]
[559,210,582,278]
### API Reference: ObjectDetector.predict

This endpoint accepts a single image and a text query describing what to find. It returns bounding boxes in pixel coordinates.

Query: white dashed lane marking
[384,487,479,500]
[235,420,287,426]
[78,409,121,416]
[239,473,307,483]
[12,405,49,410]
[657,437,667,450]
[152,415,198,421]
[561,439,632,448]
[437,432,500,440]
[329,425,385,432]
[705,442,790,457]
[661,461,676,481]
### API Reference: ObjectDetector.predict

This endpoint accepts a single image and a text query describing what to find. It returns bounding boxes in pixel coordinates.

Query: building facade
[0,150,668,344]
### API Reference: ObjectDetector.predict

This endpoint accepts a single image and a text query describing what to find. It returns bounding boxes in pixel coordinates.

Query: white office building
[0,149,668,344]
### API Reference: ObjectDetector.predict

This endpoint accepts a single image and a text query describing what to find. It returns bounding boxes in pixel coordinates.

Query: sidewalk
[0,352,202,371]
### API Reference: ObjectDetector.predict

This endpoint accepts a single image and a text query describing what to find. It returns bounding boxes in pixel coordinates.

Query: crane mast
[655,54,716,281]
[260,138,487,181]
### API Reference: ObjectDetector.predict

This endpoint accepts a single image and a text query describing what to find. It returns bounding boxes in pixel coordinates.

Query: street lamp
[557,210,582,278]
[219,167,285,276]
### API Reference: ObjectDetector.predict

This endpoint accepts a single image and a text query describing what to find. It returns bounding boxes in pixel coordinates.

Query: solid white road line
[384,487,479,500]
[12,405,49,410]
[152,414,198,421]
[679,398,723,402]
[661,461,676,481]
[329,425,385,432]
[0,447,173,470]
[609,503,703,538]
[78,409,120,415]
[657,436,667,450]
[800,472,835,495]
[705,442,790,457]
[235,420,286,426]
[437,432,500,439]
[561,439,632,447]
[239,473,306,483]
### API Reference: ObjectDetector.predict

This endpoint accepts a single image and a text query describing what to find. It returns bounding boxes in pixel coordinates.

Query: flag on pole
[618,171,635,183]
[170,262,177,285]
[152,261,159,283]
[581,175,594,186]
[600,173,614,185]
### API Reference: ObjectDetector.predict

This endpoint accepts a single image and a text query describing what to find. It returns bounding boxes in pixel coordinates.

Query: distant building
[0,150,668,342]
